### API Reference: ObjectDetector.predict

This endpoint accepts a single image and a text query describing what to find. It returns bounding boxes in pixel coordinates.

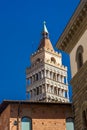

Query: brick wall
[9,103,72,130]
[71,62,87,130]
[0,105,10,130]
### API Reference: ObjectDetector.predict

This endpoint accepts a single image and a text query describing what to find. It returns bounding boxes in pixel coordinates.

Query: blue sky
[0,0,80,103]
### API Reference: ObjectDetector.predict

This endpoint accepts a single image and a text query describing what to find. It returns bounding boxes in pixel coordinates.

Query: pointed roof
[43,21,48,34]
[38,22,54,51]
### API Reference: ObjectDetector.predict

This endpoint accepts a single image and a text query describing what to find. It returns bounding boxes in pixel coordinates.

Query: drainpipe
[17,102,21,130]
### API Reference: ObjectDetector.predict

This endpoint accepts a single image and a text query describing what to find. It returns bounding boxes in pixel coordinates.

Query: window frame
[66,117,74,130]
[76,45,83,70]
[21,116,32,130]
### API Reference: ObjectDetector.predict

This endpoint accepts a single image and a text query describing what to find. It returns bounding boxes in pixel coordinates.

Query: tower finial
[42,21,49,38]
[43,21,46,25]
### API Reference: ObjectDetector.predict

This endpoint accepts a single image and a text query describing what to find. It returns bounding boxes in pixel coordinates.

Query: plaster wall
[70,29,87,77]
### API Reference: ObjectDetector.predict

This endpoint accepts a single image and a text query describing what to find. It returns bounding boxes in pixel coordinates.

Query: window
[46,70,49,78]
[82,110,87,129]
[54,87,57,95]
[39,86,42,94]
[66,117,74,130]
[36,73,38,81]
[51,57,56,64]
[37,87,39,95]
[36,58,40,63]
[53,73,56,80]
[51,85,53,93]
[39,72,41,79]
[21,117,32,130]
[33,89,36,96]
[76,45,83,70]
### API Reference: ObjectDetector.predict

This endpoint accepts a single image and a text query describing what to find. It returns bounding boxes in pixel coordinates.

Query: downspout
[17,102,21,130]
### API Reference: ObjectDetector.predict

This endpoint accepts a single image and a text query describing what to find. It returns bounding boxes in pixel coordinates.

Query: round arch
[21,116,32,130]
[76,45,84,70]
[51,57,56,63]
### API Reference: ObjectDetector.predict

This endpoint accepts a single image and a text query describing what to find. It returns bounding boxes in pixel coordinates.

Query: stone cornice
[56,1,87,54]
[70,60,87,86]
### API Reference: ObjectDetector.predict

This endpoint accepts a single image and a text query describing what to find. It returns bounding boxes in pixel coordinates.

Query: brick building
[0,100,73,130]
[56,0,87,130]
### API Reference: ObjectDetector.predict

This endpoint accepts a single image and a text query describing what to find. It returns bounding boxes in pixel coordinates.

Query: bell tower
[26,22,69,102]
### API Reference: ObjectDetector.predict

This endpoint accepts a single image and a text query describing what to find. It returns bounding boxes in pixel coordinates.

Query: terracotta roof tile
[38,38,54,51]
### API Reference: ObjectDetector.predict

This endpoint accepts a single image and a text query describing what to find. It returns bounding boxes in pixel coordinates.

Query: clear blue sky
[0,0,80,103]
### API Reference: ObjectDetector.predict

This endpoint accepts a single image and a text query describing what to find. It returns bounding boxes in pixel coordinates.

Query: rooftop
[0,100,72,114]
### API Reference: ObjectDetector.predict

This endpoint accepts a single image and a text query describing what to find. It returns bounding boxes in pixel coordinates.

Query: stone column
[58,88,59,95]
[39,71,41,79]
[50,71,53,79]
[52,86,54,94]
[47,70,50,78]
[41,70,44,78]
[42,70,45,78]
[63,90,65,97]
[54,87,55,94]
[61,89,63,97]
[67,90,69,99]
[49,85,51,93]
[52,72,53,80]
[56,88,58,95]
[66,76,68,84]
[51,85,53,93]
[57,74,59,81]
[56,73,57,81]
[46,70,49,78]
[39,86,42,94]
[44,69,46,77]
[47,84,49,93]
[45,84,47,93]
[31,90,34,99]
[61,76,64,83]
[30,77,32,84]
[35,89,37,96]
[57,74,61,82]
[59,75,62,82]
[59,89,61,96]
[31,76,33,83]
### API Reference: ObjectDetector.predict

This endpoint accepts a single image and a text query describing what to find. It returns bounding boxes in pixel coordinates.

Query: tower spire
[42,21,49,38]
[38,21,54,51]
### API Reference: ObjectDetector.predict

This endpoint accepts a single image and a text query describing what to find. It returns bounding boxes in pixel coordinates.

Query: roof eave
[0,100,72,114]
[56,0,87,54]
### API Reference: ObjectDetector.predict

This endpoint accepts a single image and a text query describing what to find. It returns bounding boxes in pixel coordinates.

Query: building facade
[0,100,73,130]
[26,22,69,103]
[56,0,87,130]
